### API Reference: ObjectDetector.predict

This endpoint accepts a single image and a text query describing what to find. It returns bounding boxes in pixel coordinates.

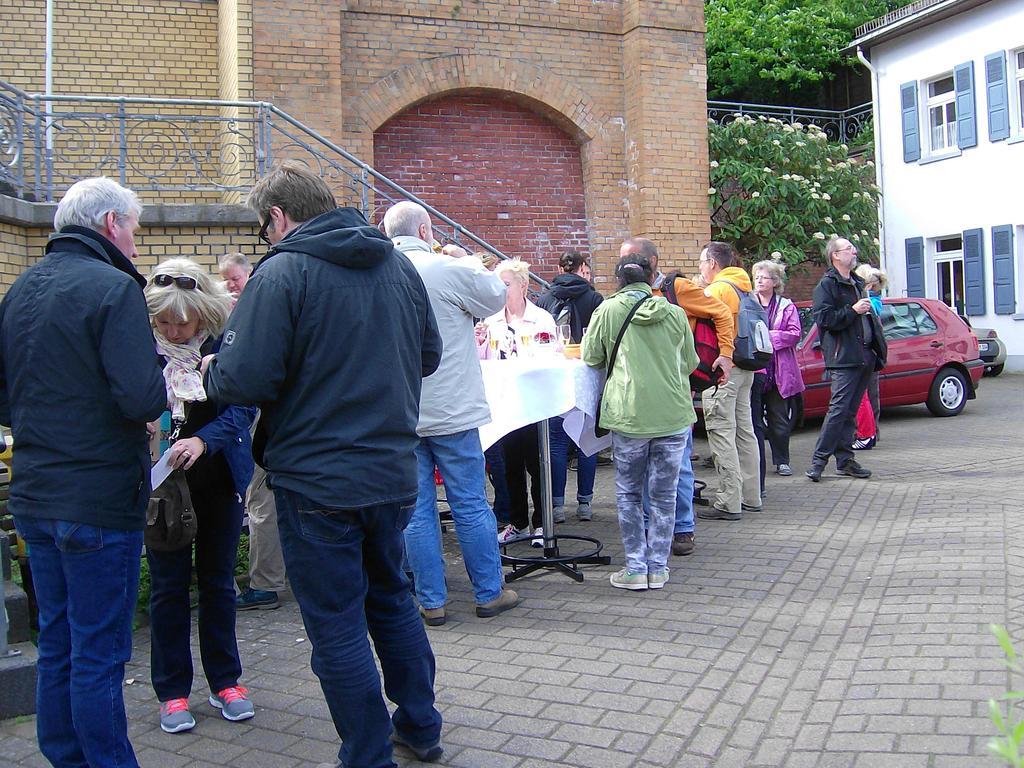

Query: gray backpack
[719,281,774,370]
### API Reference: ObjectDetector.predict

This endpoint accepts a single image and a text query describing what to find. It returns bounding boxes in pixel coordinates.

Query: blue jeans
[641,429,694,535]
[613,432,688,573]
[14,515,142,768]
[404,430,504,609]
[273,487,442,768]
[147,480,243,700]
[548,415,596,508]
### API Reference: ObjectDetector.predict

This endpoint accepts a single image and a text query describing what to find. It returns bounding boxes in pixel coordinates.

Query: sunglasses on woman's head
[153,274,198,290]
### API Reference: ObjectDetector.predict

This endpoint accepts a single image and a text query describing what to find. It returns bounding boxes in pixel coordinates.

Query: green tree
[706,0,909,104]
[708,114,879,267]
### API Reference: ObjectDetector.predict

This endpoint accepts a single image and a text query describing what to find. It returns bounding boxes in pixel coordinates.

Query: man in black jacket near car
[204,162,445,767]
[807,236,887,482]
[0,177,167,768]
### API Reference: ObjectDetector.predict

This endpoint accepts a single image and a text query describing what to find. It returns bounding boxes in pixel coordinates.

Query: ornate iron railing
[708,100,873,143]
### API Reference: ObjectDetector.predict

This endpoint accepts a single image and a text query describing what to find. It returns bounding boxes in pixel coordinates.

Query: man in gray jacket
[383,201,519,626]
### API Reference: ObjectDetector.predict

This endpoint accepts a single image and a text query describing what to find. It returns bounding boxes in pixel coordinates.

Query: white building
[849,0,1024,370]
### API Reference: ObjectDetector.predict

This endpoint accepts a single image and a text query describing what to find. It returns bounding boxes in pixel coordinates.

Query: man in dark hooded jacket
[0,177,166,768]
[204,162,444,767]
[536,250,603,344]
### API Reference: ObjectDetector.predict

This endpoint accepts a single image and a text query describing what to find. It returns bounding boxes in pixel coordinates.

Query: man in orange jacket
[695,241,762,522]
[620,238,734,556]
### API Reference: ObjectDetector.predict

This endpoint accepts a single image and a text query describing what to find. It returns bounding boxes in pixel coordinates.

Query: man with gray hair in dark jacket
[205,162,445,767]
[806,235,887,482]
[0,176,167,768]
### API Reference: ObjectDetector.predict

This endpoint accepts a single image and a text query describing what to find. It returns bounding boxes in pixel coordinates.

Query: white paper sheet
[150,449,175,491]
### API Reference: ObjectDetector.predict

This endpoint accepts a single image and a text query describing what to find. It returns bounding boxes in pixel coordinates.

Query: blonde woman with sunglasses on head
[144,258,257,734]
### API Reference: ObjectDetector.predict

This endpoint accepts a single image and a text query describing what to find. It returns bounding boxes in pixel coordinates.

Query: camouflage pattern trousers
[611,432,688,574]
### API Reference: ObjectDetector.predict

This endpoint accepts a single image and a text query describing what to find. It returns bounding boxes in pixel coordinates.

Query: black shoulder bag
[595,295,651,437]
[145,419,198,552]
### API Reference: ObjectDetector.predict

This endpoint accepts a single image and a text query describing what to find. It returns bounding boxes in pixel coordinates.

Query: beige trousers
[245,463,287,592]
[703,367,762,513]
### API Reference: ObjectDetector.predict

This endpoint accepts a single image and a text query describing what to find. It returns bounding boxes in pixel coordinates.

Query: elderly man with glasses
[805,236,887,482]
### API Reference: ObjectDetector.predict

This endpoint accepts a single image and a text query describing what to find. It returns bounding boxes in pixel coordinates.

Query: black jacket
[812,267,887,370]
[205,207,442,508]
[0,226,167,530]
[535,274,603,343]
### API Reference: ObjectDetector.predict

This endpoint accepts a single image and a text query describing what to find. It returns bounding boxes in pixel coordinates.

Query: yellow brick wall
[0,223,35,292]
[0,218,261,296]
[0,0,224,203]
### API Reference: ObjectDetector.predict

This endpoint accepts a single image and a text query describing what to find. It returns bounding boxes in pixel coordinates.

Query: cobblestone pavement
[3,374,1023,767]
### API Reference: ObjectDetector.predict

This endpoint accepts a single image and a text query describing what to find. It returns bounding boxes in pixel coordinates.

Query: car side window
[908,303,938,334]
[881,303,937,340]
[798,307,815,345]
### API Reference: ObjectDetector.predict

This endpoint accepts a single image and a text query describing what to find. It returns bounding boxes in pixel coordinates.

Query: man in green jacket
[582,247,699,591]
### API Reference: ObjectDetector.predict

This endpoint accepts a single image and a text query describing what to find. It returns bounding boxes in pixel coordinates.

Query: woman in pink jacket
[751,260,806,478]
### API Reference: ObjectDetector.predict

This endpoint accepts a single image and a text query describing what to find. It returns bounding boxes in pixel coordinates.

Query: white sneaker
[530,527,545,547]
[497,524,528,545]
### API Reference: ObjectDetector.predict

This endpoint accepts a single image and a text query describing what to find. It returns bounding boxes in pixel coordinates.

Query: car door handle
[930,341,943,347]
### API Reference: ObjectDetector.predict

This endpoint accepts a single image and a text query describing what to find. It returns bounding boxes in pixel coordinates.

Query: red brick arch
[373,92,590,277]
[357,54,607,143]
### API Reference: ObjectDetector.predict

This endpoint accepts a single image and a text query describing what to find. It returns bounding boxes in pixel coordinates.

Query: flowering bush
[708,115,880,267]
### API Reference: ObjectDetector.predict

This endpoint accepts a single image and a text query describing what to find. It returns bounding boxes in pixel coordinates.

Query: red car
[795,297,984,418]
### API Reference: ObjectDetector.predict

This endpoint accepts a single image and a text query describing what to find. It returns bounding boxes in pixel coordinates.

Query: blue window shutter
[905,237,924,297]
[986,52,1010,142]
[992,225,1016,314]
[901,81,921,162]
[954,61,977,149]
[963,228,985,315]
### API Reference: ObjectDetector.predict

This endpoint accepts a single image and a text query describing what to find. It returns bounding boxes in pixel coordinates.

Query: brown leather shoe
[671,532,695,556]
[475,588,520,618]
[419,606,446,627]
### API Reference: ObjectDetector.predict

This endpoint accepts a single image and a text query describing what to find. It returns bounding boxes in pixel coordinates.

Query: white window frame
[932,235,965,315]
[1013,48,1024,136]
[925,74,958,155]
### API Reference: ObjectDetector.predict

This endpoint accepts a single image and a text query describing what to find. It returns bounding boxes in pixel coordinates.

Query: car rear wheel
[926,367,968,417]
[985,363,1004,377]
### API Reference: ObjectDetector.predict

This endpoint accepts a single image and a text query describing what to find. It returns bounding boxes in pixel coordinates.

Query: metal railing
[855,0,946,38]
[708,100,873,143]
[0,80,552,287]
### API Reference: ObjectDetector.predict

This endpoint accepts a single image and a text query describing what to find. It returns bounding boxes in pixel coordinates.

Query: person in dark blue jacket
[204,162,445,767]
[0,177,166,768]
[143,257,255,734]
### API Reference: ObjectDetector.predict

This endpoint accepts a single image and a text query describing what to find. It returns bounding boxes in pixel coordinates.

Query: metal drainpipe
[45,0,54,159]
[857,45,886,275]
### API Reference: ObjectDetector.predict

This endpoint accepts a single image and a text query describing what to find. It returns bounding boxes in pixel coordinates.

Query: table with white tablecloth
[478,357,611,455]
[477,356,612,581]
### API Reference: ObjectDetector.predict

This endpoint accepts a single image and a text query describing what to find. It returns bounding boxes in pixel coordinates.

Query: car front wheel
[926,367,968,417]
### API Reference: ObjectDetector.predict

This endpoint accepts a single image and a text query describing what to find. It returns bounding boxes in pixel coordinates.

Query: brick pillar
[622,0,710,273]
[251,0,350,201]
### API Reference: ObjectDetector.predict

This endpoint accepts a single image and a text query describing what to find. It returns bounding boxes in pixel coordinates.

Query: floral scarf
[154,330,210,421]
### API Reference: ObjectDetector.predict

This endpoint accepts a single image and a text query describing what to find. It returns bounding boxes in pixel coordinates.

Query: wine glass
[518,332,532,358]
[557,322,572,347]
